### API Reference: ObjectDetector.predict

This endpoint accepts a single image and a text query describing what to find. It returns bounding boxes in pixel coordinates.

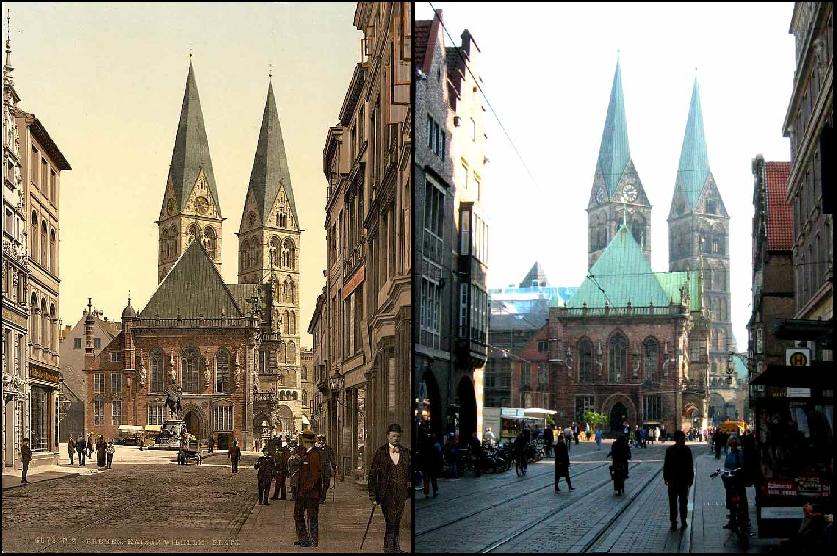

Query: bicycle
[515,451,527,477]
[710,467,750,550]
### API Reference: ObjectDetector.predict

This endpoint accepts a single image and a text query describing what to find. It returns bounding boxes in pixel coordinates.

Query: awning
[143,425,162,432]
[301,415,310,425]
[750,364,835,387]
[118,425,143,432]
[524,408,557,415]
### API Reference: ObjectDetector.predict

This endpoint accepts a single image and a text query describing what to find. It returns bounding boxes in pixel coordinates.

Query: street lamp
[328,371,345,480]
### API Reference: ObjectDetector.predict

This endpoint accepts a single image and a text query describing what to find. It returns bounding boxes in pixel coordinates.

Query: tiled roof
[140,240,242,319]
[562,225,701,311]
[595,60,631,198]
[765,161,793,251]
[519,261,549,288]
[415,19,433,73]
[245,81,299,226]
[167,62,221,215]
[674,79,711,209]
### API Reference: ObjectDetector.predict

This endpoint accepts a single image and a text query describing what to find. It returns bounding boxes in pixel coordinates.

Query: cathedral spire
[594,58,631,199]
[166,60,221,216]
[673,78,710,210]
[243,79,299,227]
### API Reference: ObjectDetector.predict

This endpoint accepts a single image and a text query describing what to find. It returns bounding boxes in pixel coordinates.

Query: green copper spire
[595,59,631,197]
[167,61,221,215]
[674,79,710,209]
[246,80,299,226]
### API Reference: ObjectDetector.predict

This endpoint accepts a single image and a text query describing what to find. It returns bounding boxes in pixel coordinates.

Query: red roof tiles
[415,20,433,74]
[765,161,793,251]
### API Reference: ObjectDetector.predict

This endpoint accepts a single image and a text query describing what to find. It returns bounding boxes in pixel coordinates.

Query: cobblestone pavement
[2,444,411,553]
[415,440,784,553]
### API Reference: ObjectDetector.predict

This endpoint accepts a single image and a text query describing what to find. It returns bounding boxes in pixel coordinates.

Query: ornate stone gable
[267,185,298,232]
[183,169,221,220]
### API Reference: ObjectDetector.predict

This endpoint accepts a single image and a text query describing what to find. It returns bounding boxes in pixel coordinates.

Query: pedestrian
[608,434,632,491]
[417,420,439,498]
[484,427,496,448]
[228,439,241,473]
[368,423,410,554]
[554,435,574,492]
[543,425,554,458]
[76,434,86,466]
[270,442,289,501]
[208,435,214,454]
[106,441,115,469]
[660,426,667,443]
[20,437,32,484]
[713,428,724,459]
[67,435,76,465]
[563,425,573,453]
[654,426,661,444]
[444,434,459,479]
[315,434,337,504]
[254,448,276,505]
[640,426,648,448]
[96,435,107,468]
[287,441,302,501]
[86,433,94,459]
[663,430,694,531]
[723,436,749,530]
[293,430,322,547]
[595,427,603,450]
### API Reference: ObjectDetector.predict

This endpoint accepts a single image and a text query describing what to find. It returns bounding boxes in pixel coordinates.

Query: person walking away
[663,430,694,531]
[512,429,529,473]
[20,437,32,484]
[228,440,241,474]
[484,427,496,448]
[76,434,86,466]
[554,435,574,492]
[87,433,94,459]
[417,422,439,498]
[294,431,322,547]
[208,435,214,454]
[572,422,580,445]
[255,448,276,505]
[315,434,337,504]
[595,427,603,450]
[660,425,667,443]
[271,443,289,500]
[106,441,115,469]
[96,435,107,468]
[368,424,411,554]
[543,425,554,458]
[67,435,76,465]
[640,426,648,448]
[723,436,749,529]
[713,428,724,459]
[607,434,632,490]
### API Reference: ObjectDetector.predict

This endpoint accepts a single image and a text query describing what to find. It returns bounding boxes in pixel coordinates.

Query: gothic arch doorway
[421,370,442,439]
[254,413,273,441]
[183,409,205,440]
[609,402,628,433]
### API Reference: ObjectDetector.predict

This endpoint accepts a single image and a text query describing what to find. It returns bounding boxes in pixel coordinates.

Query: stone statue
[138,358,147,387]
[201,355,210,387]
[165,384,183,417]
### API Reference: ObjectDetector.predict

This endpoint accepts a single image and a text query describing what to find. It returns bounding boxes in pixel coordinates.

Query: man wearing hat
[368,423,411,553]
[293,430,322,547]
[315,434,337,504]
[254,447,276,505]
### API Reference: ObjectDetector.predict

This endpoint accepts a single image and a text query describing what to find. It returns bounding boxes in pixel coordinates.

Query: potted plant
[582,410,608,440]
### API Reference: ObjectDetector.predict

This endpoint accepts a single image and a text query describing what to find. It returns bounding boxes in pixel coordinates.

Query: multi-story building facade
[485,263,575,408]
[748,158,795,383]
[414,10,488,442]
[782,2,832,354]
[58,308,120,441]
[307,290,327,437]
[84,62,308,447]
[2,32,30,471]
[317,2,411,479]
[299,347,314,426]
[9,34,72,465]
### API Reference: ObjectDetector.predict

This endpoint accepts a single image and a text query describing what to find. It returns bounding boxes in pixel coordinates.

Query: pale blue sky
[417,2,796,350]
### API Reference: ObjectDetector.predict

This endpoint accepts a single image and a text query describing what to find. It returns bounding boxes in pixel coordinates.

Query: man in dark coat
[76,434,86,466]
[368,423,411,554]
[663,430,694,531]
[713,428,724,459]
[316,434,337,504]
[543,425,554,458]
[228,440,241,474]
[270,443,289,500]
[67,435,76,465]
[208,435,214,453]
[554,435,574,491]
[254,448,276,505]
[20,438,32,484]
[294,431,322,547]
[96,436,107,468]
[86,433,94,458]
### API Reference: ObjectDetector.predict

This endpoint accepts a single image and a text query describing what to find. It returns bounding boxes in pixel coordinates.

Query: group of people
[542,423,581,458]
[67,433,115,470]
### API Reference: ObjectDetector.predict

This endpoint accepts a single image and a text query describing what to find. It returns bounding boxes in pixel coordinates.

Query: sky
[3,2,363,345]
[416,1,796,351]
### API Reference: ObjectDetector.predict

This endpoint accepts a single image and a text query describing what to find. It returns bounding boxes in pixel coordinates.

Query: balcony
[343,244,365,281]
[254,391,277,404]
[134,316,259,330]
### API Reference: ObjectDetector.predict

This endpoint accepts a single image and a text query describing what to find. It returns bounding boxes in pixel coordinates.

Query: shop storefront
[750,364,833,538]
[28,365,60,463]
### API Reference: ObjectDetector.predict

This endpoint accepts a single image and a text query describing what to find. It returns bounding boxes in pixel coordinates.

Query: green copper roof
[595,60,631,197]
[674,79,711,209]
[167,62,221,215]
[246,81,299,226]
[731,353,748,381]
[140,240,242,318]
[561,225,701,311]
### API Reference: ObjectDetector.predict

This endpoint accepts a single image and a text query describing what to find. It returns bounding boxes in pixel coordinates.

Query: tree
[583,410,608,440]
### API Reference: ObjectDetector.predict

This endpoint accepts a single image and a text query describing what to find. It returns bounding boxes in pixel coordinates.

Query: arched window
[277,341,286,364]
[643,337,658,382]
[41,299,49,351]
[278,207,287,228]
[282,238,295,270]
[289,311,296,335]
[283,310,290,335]
[49,229,56,274]
[301,364,307,380]
[302,390,307,406]
[239,242,247,272]
[251,238,260,270]
[30,292,38,343]
[151,349,165,393]
[181,347,199,393]
[705,198,717,215]
[718,329,726,353]
[608,333,628,383]
[216,349,230,393]
[269,236,280,268]
[203,227,216,259]
[287,341,296,365]
[171,226,179,257]
[31,212,38,262]
[578,338,593,383]
[50,304,57,352]
[630,218,644,246]
[40,221,47,268]
[292,391,298,401]
[286,278,295,303]
[187,224,198,245]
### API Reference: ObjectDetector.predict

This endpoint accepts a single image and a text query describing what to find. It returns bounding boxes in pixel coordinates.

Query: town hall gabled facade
[84,63,307,448]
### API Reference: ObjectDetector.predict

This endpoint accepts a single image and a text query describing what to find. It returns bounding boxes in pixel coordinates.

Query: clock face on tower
[595,187,607,205]
[622,184,638,203]
[195,196,209,215]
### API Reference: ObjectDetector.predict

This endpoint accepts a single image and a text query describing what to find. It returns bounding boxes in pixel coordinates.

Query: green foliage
[583,410,608,430]
[546,415,555,426]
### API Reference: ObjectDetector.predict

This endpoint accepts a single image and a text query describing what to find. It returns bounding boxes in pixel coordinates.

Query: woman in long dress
[96,435,107,468]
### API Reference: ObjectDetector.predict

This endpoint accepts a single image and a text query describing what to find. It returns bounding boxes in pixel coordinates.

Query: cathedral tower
[238,80,302,373]
[157,61,223,282]
[588,59,652,270]
[668,79,733,383]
